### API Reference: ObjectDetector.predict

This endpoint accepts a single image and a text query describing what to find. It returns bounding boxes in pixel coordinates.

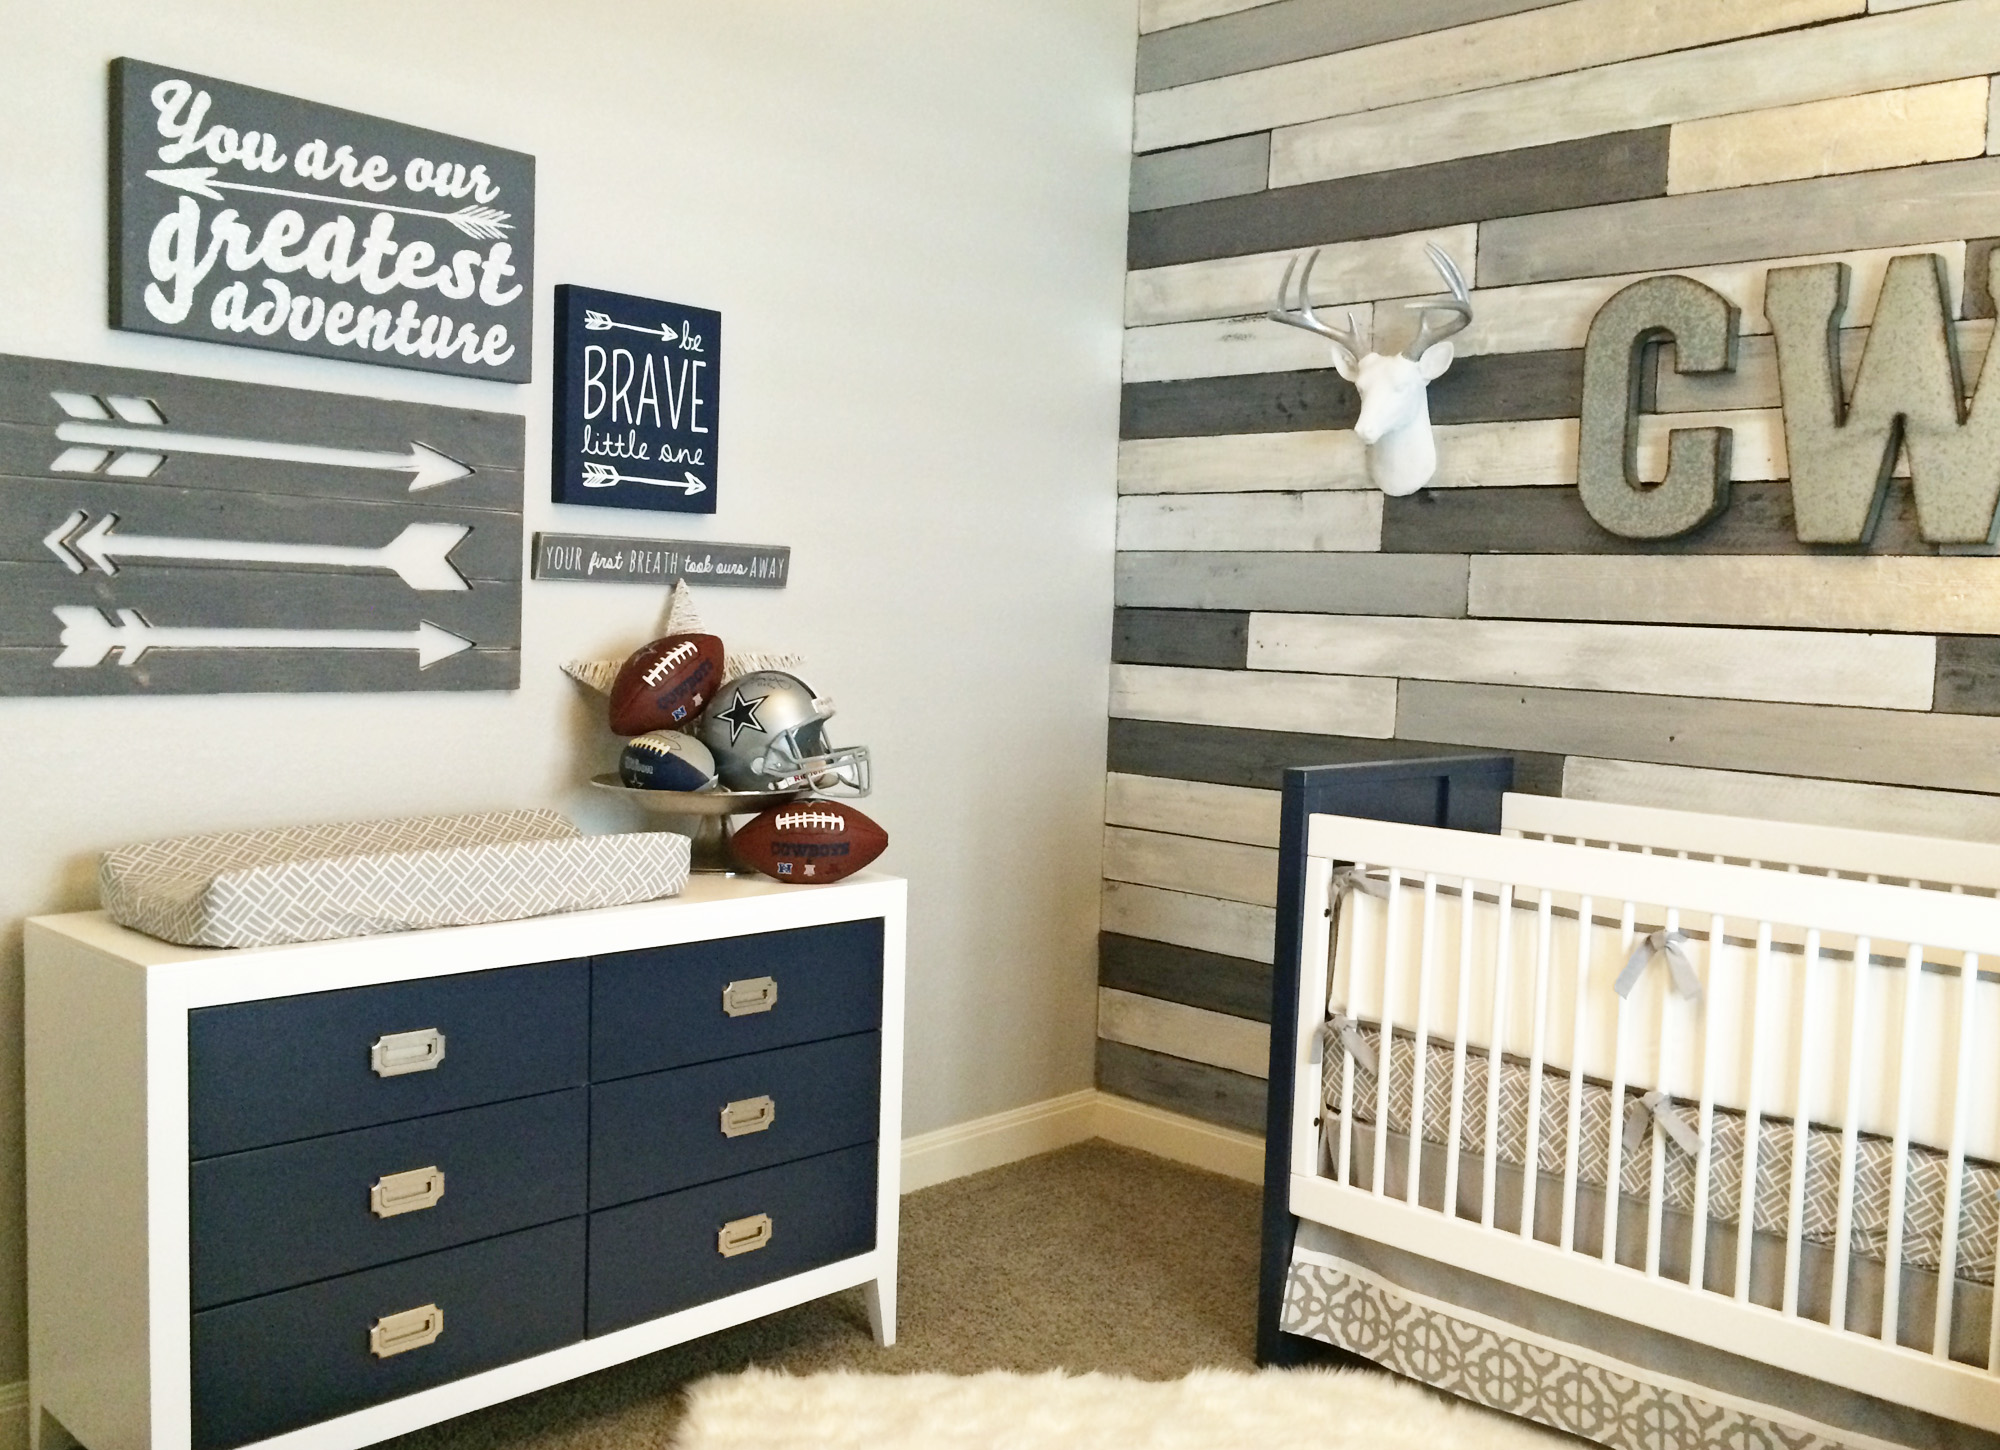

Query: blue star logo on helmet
[716,689,767,744]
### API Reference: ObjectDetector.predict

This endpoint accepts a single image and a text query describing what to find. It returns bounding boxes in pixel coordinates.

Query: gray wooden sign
[0,353,523,695]
[109,58,535,382]
[532,533,788,587]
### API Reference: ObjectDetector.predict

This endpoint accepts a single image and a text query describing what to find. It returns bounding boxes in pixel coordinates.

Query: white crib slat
[1519,889,1554,1241]
[1560,893,1593,1252]
[1782,929,1821,1318]
[1935,948,1979,1360]
[1373,869,1405,1198]
[1443,875,1476,1220]
[1688,910,1723,1295]
[1336,860,1367,1187]
[1735,923,1772,1303]
[1830,935,1870,1336]
[1603,898,1638,1267]
[1882,938,1926,1347]
[1644,906,1682,1280]
[1406,876,1439,1208]
[1481,883,1516,1230]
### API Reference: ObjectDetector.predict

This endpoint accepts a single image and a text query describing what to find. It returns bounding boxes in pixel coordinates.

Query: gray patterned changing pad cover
[100,809,690,948]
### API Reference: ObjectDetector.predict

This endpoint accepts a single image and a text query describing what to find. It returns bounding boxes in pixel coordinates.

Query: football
[608,632,726,736]
[618,730,719,791]
[730,802,888,884]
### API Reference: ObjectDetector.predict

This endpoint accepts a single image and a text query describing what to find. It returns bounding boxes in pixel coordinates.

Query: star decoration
[716,689,767,743]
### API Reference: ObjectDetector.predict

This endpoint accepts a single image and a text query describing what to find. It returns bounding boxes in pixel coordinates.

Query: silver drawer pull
[718,1212,773,1257]
[720,1095,776,1138]
[722,976,777,1017]
[371,1028,446,1077]
[369,1303,443,1358]
[370,1165,446,1218]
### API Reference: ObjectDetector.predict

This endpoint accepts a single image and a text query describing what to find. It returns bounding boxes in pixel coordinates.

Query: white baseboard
[900,1088,1265,1193]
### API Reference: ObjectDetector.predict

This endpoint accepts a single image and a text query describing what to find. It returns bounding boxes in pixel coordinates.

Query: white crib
[1277,792,2000,1448]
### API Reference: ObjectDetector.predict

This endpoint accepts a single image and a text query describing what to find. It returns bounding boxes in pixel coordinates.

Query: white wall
[0,0,1133,1381]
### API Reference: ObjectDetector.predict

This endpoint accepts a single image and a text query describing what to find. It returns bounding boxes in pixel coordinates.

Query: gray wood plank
[0,646,518,695]
[1967,237,2000,318]
[1121,350,1583,438]
[1481,155,2000,288]
[1096,1038,1268,1135]
[1129,129,1667,270]
[1114,608,1250,667]
[1936,637,2000,715]
[1106,715,1566,794]
[1115,552,1468,615]
[1398,680,2000,792]
[1378,482,1931,556]
[1101,931,1273,1022]
[1131,135,1271,213]
[1136,0,1570,92]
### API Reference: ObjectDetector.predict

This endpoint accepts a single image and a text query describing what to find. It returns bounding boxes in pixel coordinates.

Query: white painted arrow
[146,167,512,239]
[580,462,706,494]
[583,310,678,343]
[42,512,470,591]
[53,608,474,669]
[52,420,473,491]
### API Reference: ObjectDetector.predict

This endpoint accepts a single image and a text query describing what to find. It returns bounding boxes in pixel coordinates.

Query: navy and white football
[618,730,719,791]
[730,802,888,883]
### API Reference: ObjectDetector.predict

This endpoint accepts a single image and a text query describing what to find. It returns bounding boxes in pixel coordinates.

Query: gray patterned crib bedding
[101,809,690,948]
[1324,1023,2000,1286]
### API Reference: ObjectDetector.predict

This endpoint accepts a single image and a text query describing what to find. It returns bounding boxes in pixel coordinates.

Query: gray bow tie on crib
[1614,928,1701,1001]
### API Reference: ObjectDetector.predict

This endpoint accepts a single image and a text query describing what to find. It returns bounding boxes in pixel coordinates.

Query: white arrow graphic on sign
[146,167,513,240]
[53,608,474,669]
[41,512,471,591]
[50,414,473,492]
[583,311,678,343]
[581,463,706,495]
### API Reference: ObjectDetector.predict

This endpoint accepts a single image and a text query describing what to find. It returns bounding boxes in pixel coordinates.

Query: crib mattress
[1326,1024,1999,1285]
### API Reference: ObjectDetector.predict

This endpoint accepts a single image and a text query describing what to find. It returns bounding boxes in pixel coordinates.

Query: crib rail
[1290,813,2000,1433]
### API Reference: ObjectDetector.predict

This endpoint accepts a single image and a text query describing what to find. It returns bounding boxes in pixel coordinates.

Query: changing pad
[100,808,690,948]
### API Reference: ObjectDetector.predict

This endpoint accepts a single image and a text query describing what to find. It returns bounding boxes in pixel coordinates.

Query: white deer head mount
[1267,243,1473,497]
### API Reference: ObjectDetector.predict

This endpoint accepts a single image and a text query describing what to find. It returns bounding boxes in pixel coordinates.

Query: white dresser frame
[26,871,907,1450]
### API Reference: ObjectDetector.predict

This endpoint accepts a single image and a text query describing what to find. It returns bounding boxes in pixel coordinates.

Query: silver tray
[589,775,806,873]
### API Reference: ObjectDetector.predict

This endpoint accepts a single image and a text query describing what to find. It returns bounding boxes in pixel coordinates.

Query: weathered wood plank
[1099,988,1272,1080]
[1137,0,1571,92]
[1102,878,1278,962]
[1117,491,1382,551]
[1123,314,1336,385]
[1130,130,1666,272]
[1562,756,2000,843]
[1115,551,1467,615]
[1398,680,2000,791]
[1104,824,1281,907]
[1651,322,1992,413]
[1105,770,1282,848]
[1937,637,2000,715]
[1131,135,1271,213]
[1107,715,1567,795]
[1121,351,1583,438]
[1113,609,1250,669]
[1270,0,1994,189]
[1666,78,1988,195]
[1127,226,1474,326]
[1379,481,1934,556]
[0,646,519,696]
[1119,420,1575,494]
[1110,662,1397,736]
[1469,555,2000,633]
[1249,612,1936,709]
[1100,931,1274,1022]
[1139,0,1856,153]
[1096,1038,1268,1135]
[1141,0,1281,34]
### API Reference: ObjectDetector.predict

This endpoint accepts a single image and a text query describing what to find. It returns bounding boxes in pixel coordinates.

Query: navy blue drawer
[590,1033,878,1209]
[190,960,589,1157]
[587,1143,876,1336]
[191,1088,586,1310]
[591,919,882,1080]
[191,1217,583,1450]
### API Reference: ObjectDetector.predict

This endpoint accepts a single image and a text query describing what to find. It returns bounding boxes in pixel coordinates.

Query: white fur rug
[670,1367,1572,1448]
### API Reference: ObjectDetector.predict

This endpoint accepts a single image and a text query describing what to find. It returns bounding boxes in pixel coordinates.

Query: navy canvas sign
[552,285,720,514]
[109,58,535,382]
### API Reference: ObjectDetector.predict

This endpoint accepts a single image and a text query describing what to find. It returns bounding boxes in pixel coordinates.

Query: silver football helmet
[698,670,871,796]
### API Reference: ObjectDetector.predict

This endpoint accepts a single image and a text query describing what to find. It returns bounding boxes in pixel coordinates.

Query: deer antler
[1268,249,1367,363]
[1401,243,1472,360]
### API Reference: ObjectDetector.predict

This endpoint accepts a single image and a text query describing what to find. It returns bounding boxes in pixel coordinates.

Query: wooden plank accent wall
[1100,0,2000,1134]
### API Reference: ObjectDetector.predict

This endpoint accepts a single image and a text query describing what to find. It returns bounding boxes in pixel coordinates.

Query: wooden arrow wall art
[0,353,523,695]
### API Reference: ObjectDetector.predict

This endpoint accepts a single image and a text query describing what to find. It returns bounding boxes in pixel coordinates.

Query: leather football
[730,802,888,884]
[618,730,718,791]
[608,633,725,736]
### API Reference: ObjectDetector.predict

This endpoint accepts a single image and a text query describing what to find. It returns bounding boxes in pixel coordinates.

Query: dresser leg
[863,1275,896,1347]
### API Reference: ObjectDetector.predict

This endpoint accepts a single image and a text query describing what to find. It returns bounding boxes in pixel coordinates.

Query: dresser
[25,871,905,1450]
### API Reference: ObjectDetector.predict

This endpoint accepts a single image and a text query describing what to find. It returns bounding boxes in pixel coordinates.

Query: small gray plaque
[532,532,788,588]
